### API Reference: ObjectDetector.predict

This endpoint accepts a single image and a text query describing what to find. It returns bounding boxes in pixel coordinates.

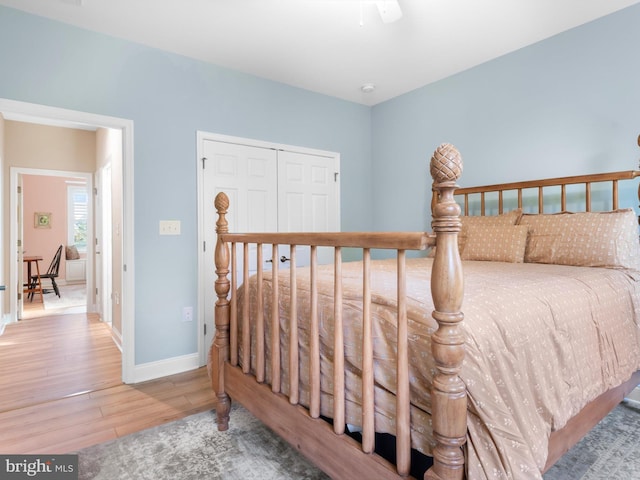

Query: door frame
[0,98,135,383]
[11,167,94,314]
[195,131,341,365]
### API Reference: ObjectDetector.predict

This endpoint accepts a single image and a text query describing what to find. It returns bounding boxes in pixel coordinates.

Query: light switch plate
[159,220,181,235]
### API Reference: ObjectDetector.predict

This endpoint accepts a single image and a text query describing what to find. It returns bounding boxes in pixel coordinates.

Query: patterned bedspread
[237,258,640,479]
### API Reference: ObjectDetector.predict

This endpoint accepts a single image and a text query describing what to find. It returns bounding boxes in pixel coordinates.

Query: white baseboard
[132,352,201,384]
[110,327,123,352]
[0,314,15,335]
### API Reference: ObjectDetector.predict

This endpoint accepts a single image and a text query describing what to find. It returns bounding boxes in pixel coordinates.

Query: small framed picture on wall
[34,212,52,229]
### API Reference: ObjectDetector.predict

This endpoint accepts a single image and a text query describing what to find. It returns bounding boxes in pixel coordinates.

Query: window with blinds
[67,185,89,252]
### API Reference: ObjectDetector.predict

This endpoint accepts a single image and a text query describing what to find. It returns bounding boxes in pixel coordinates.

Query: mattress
[236,258,640,479]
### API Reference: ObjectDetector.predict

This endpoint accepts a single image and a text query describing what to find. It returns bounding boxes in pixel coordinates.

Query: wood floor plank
[0,312,122,412]
[40,429,119,455]
[0,398,102,430]
[2,407,105,443]
[0,307,216,454]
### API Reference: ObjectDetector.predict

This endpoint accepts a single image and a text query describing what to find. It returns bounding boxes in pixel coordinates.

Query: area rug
[43,283,86,312]
[76,404,329,480]
[543,400,640,479]
[76,401,640,480]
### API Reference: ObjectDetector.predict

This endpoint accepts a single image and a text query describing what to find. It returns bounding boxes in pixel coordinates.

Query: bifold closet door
[202,138,340,354]
[277,150,339,266]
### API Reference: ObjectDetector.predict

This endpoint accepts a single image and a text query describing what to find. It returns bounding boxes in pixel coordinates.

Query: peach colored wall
[5,121,96,172]
[22,175,79,282]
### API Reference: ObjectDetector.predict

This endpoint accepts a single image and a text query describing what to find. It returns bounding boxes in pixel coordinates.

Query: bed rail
[211,143,466,480]
[216,232,435,250]
[440,170,640,215]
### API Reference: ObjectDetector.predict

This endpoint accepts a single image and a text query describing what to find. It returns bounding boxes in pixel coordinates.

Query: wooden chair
[30,245,63,300]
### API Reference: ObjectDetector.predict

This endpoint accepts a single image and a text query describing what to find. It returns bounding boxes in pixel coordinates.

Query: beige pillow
[461,225,529,263]
[519,209,640,271]
[459,208,522,253]
[65,245,80,260]
[428,208,522,257]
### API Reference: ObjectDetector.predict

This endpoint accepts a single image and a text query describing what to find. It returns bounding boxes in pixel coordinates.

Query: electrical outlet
[182,306,193,322]
[159,220,181,235]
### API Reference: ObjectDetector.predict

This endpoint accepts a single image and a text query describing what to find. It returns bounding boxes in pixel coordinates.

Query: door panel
[202,140,277,350]
[277,150,339,265]
[96,164,113,326]
[277,151,338,232]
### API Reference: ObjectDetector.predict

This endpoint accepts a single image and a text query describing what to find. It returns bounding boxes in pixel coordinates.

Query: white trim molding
[132,353,201,384]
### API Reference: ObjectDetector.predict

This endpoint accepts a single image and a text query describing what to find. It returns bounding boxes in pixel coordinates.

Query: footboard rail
[211,144,465,480]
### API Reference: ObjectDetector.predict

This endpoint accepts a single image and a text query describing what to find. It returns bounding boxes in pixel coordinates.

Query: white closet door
[199,135,340,364]
[277,150,339,266]
[202,140,277,349]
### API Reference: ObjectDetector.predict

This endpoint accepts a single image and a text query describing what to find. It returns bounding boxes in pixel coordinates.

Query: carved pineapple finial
[430,143,463,184]
[215,192,229,235]
[215,192,229,213]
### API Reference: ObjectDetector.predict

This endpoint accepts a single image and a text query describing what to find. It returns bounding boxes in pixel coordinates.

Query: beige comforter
[237,258,640,479]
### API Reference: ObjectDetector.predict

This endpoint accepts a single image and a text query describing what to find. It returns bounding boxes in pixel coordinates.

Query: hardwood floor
[0,304,216,454]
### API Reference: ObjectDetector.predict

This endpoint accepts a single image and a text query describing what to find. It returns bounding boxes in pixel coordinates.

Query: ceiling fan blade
[375,0,402,23]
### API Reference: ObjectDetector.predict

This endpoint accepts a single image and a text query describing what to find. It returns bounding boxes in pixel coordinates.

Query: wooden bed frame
[210,143,640,480]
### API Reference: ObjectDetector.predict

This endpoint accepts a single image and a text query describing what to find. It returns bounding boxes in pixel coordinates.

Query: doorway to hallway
[0,97,135,383]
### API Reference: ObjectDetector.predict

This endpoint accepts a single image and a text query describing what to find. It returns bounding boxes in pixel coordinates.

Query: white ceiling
[1,0,638,106]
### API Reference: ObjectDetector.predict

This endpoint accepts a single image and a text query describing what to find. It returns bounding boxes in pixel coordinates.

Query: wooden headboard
[453,170,640,215]
[431,168,640,230]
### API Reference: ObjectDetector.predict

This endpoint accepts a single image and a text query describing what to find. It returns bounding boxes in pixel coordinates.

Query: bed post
[426,144,466,480]
[211,192,232,431]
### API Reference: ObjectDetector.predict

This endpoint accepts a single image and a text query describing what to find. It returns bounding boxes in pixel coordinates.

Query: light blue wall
[2,4,638,365]
[0,6,372,364]
[371,4,640,232]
